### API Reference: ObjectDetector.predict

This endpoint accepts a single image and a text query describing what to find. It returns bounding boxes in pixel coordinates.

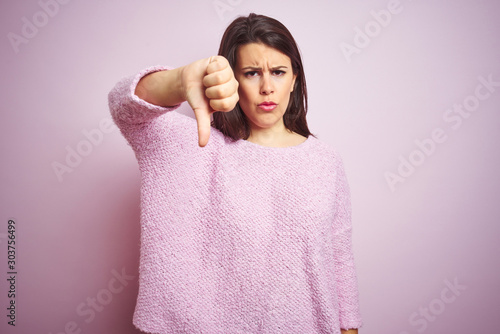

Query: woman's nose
[260,74,274,95]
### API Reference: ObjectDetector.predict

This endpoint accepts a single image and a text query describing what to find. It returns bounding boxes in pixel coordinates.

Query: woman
[109,13,362,334]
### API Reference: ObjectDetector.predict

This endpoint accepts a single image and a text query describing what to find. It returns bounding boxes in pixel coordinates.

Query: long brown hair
[212,13,315,141]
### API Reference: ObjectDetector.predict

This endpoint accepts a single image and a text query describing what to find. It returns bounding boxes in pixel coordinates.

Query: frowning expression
[235,43,297,132]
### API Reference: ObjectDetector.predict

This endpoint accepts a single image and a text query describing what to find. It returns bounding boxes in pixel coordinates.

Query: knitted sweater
[108,65,363,334]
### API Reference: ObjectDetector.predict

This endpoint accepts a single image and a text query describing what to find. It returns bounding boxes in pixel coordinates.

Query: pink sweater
[108,66,363,334]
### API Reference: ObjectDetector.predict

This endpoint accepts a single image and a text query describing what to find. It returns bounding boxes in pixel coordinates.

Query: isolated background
[1,0,499,333]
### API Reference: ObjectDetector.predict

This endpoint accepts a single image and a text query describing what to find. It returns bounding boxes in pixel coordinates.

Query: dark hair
[212,13,315,141]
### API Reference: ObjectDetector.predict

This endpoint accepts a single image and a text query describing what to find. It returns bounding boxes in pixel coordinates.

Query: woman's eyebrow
[241,65,289,71]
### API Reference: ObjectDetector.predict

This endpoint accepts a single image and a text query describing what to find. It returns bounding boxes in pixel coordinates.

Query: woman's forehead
[236,43,291,68]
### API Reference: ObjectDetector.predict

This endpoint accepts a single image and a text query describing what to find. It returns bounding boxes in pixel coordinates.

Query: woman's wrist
[135,67,186,107]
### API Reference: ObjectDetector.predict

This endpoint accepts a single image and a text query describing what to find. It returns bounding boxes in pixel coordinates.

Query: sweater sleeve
[107,65,183,150]
[331,152,363,330]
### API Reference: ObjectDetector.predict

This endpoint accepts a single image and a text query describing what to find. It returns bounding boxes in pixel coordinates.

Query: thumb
[193,107,212,147]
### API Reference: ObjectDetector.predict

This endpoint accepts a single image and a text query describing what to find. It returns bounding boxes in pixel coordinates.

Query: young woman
[109,13,362,334]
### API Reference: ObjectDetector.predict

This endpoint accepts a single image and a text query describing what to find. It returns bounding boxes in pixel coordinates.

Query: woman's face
[235,43,297,133]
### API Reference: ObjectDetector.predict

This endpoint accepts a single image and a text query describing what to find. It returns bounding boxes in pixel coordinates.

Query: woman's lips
[258,101,277,111]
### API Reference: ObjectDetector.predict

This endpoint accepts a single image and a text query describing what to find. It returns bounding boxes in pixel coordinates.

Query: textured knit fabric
[108,65,363,334]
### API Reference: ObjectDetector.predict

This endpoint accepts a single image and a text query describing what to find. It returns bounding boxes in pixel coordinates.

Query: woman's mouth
[258,101,277,111]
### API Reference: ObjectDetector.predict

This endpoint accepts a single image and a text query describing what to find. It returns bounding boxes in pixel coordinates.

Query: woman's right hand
[180,56,239,147]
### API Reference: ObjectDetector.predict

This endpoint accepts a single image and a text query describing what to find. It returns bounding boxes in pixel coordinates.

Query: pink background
[1,0,499,333]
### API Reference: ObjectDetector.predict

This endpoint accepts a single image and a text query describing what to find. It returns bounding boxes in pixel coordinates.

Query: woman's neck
[246,127,307,148]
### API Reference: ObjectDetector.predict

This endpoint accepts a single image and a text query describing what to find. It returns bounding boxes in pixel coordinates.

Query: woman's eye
[273,70,285,76]
[244,71,258,77]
